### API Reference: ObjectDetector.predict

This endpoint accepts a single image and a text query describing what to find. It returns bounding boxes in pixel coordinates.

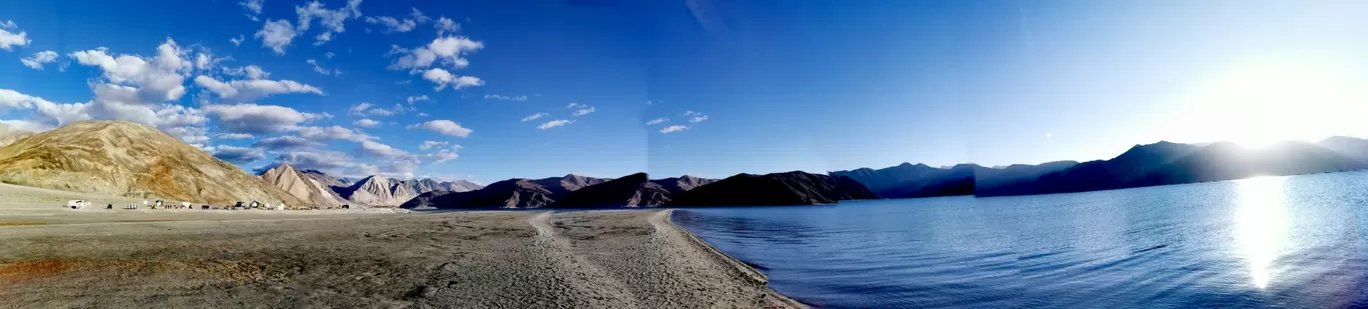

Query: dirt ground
[0,183,801,308]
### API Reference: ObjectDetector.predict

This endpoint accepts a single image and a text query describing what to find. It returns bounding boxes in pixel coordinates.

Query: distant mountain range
[6,120,1368,208]
[258,165,485,207]
[400,172,874,209]
[830,163,976,198]
[975,138,1368,196]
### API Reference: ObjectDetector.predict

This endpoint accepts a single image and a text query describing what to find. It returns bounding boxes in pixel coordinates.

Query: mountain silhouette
[666,171,879,207]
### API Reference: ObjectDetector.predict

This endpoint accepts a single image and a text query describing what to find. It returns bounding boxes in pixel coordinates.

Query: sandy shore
[0,183,800,308]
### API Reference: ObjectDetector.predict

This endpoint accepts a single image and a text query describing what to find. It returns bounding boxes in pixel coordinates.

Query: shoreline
[0,207,802,308]
[661,210,808,308]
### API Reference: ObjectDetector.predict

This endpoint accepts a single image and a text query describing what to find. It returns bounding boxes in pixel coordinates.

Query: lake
[672,171,1368,308]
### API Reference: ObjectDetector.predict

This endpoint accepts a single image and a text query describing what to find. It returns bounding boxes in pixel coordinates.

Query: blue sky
[2,0,1367,182]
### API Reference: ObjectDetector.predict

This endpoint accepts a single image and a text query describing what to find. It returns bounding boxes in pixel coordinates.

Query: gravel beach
[0,183,800,308]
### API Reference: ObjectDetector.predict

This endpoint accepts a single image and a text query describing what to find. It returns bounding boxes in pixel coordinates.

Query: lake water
[672,171,1368,308]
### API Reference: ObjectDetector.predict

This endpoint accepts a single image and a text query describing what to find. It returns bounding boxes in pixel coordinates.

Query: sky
[2,0,1368,182]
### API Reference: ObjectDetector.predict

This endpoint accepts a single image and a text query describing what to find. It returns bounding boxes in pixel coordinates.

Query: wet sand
[0,183,800,308]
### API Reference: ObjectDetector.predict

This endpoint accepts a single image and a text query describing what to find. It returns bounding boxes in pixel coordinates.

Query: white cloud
[537,119,572,129]
[409,8,431,23]
[572,105,595,116]
[689,115,709,123]
[409,120,471,137]
[230,35,245,47]
[0,20,30,51]
[224,65,271,79]
[566,102,583,108]
[305,58,338,75]
[295,0,363,46]
[660,125,689,134]
[422,144,460,163]
[19,50,57,70]
[416,112,429,117]
[684,110,701,116]
[422,68,483,91]
[521,112,547,122]
[324,52,335,59]
[368,106,398,116]
[194,75,323,102]
[294,125,375,142]
[348,102,373,116]
[485,94,528,101]
[214,145,266,164]
[255,19,297,55]
[419,140,446,150]
[253,135,325,150]
[358,140,409,158]
[216,132,254,140]
[406,95,429,104]
[69,38,192,103]
[365,16,417,33]
[240,0,264,21]
[387,36,483,71]
[645,118,668,125]
[435,17,459,34]
[203,103,328,134]
[354,118,381,128]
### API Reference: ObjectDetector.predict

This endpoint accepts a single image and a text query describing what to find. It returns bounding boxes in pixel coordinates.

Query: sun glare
[1171,58,1367,148]
[1234,176,1289,289]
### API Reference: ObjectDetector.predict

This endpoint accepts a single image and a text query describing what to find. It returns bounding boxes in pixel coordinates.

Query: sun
[1170,58,1367,148]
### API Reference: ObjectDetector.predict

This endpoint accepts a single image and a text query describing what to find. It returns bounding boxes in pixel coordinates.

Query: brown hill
[0,120,305,205]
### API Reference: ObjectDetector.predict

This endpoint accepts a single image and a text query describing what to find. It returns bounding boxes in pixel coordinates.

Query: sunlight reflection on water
[1235,176,1290,289]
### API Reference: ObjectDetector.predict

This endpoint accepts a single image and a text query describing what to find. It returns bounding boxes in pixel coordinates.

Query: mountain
[832,163,977,198]
[554,173,673,208]
[1316,136,1368,161]
[531,174,610,196]
[0,120,305,205]
[259,164,348,207]
[332,176,482,206]
[981,140,1368,197]
[973,161,1079,196]
[1135,140,1367,186]
[652,175,718,195]
[401,174,609,209]
[440,180,483,192]
[665,171,879,207]
[298,169,348,189]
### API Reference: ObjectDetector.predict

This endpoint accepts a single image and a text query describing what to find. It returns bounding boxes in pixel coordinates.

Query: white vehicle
[66,200,88,209]
[181,202,191,208]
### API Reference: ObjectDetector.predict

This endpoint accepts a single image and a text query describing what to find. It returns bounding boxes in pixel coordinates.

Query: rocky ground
[0,183,800,308]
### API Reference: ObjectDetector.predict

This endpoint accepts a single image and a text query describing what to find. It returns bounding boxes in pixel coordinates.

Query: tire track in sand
[527,211,642,308]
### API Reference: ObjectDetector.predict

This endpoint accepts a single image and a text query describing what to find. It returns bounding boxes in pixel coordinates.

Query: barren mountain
[0,120,304,205]
[402,174,607,209]
[441,180,483,192]
[299,169,348,189]
[259,164,348,207]
[337,176,481,206]
[555,173,673,208]
[651,175,718,195]
[666,171,879,207]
